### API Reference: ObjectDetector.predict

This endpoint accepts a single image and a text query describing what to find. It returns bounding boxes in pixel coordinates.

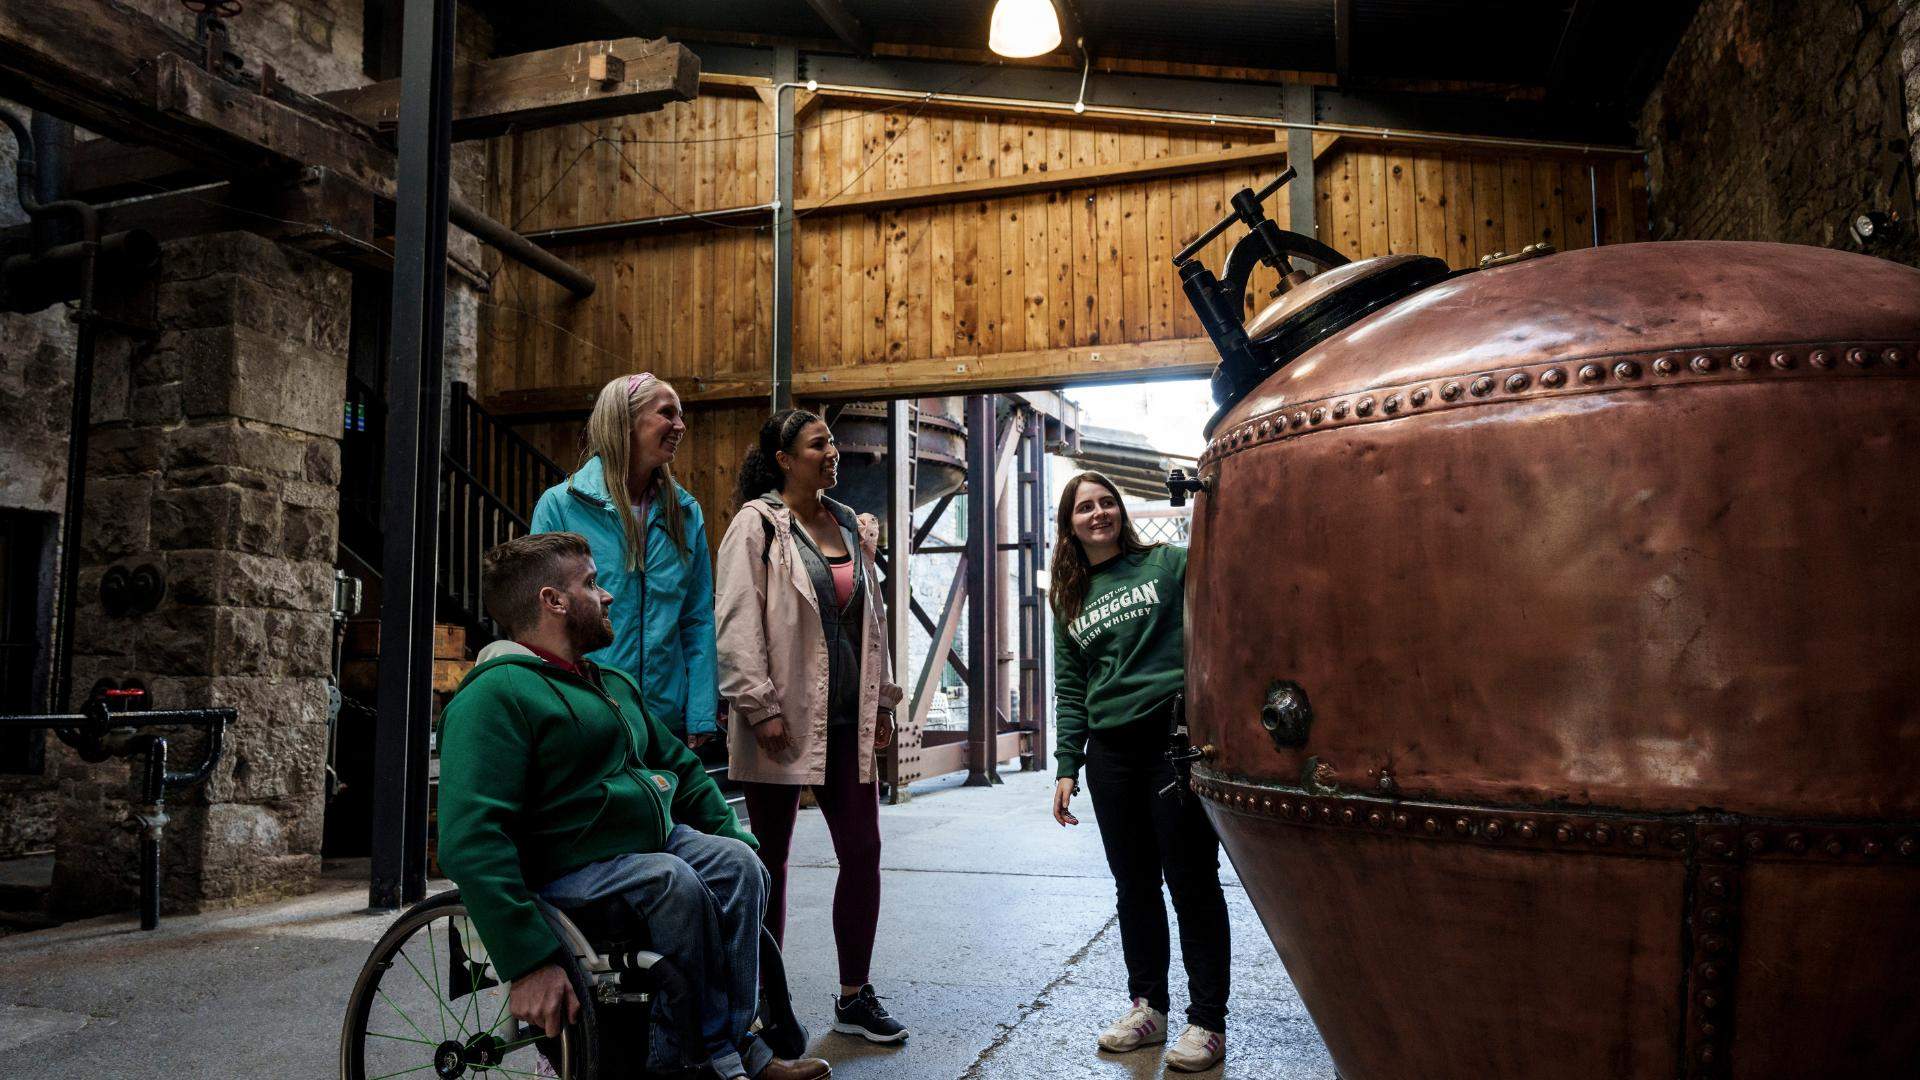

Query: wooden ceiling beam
[321,36,700,141]
[799,0,872,56]
[791,338,1221,402]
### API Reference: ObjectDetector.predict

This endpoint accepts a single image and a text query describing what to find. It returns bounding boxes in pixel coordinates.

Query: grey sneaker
[1096,998,1167,1053]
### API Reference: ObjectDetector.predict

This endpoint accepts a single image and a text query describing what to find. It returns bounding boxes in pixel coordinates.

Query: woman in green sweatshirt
[1049,471,1229,1074]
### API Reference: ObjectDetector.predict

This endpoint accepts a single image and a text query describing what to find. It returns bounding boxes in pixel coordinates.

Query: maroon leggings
[740,726,882,987]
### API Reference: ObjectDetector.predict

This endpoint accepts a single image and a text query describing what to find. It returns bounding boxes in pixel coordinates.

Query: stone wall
[0,110,76,858]
[52,232,347,913]
[1639,0,1920,266]
[2,0,495,878]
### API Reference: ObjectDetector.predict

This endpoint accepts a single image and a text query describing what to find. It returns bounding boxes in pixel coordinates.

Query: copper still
[1173,174,1920,1079]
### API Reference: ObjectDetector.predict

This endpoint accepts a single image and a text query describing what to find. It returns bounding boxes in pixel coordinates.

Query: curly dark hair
[734,408,824,506]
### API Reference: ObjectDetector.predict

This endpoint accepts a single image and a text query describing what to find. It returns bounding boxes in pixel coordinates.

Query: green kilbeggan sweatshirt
[437,647,756,982]
[1052,544,1188,780]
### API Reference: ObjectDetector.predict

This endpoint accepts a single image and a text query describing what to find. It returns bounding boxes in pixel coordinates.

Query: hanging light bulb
[988,0,1063,58]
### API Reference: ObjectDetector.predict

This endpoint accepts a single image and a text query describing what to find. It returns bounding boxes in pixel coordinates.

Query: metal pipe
[1589,163,1600,248]
[3,110,101,714]
[446,195,594,297]
[29,112,72,250]
[1,230,162,314]
[806,81,1645,158]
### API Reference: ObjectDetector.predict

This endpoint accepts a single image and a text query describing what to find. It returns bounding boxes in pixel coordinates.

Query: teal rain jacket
[530,456,719,737]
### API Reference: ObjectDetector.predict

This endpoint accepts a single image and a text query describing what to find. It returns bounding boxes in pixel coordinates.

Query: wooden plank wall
[485,86,774,403]
[480,88,1648,529]
[788,106,1287,391]
[1312,134,1649,264]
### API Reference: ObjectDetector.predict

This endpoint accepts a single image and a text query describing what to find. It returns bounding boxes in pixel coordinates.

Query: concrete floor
[0,765,1336,1079]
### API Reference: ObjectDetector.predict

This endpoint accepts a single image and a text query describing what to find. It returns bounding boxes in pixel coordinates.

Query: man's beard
[565,601,615,654]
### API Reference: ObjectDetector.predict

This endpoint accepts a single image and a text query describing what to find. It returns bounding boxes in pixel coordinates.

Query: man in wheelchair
[437,532,832,1080]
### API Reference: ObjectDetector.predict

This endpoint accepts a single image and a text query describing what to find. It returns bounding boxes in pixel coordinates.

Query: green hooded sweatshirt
[437,645,757,982]
[1052,544,1188,781]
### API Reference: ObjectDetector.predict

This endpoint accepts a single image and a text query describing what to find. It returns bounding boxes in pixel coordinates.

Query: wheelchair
[339,889,807,1079]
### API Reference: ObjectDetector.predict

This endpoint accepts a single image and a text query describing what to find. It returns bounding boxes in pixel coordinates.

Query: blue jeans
[538,825,773,1078]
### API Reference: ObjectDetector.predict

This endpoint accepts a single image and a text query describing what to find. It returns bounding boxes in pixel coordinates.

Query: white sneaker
[1096,998,1168,1053]
[1165,1024,1226,1072]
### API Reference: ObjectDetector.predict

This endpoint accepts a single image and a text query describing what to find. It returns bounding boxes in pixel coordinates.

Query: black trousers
[1084,717,1231,1032]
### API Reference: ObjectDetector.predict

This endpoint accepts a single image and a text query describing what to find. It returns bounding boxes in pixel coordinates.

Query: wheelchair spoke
[481,979,514,1040]
[426,915,448,1042]
[374,986,436,1047]
[365,1031,439,1048]
[457,915,488,1039]
[368,1063,438,1080]
[396,942,467,1039]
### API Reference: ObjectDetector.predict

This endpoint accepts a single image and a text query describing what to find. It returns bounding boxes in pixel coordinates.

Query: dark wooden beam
[0,4,606,296]
[1333,0,1353,84]
[799,0,871,55]
[320,36,700,141]
[63,140,208,203]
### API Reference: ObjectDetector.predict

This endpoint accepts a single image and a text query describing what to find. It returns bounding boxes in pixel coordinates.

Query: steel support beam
[1025,409,1050,770]
[1283,84,1319,240]
[964,394,1001,787]
[883,400,913,799]
[370,0,455,912]
[770,46,798,411]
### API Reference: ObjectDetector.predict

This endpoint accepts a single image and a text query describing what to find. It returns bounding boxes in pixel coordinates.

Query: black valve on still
[1159,695,1212,804]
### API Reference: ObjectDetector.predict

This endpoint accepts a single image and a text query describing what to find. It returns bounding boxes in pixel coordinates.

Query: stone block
[88,426,165,477]
[281,504,339,563]
[137,605,220,676]
[202,684,328,803]
[157,232,345,304]
[166,550,326,611]
[303,437,342,485]
[152,482,282,555]
[128,381,183,425]
[88,335,134,425]
[166,420,309,479]
[80,474,155,560]
[130,338,178,388]
[264,609,335,677]
[170,323,347,438]
[158,273,349,356]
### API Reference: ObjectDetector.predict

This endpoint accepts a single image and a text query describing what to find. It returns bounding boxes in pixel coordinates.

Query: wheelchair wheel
[340,890,601,1080]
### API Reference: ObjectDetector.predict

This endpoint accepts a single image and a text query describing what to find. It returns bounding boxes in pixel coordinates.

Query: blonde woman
[530,373,718,745]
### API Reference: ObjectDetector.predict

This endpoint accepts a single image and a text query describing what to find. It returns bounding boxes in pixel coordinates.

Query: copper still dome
[1177,228,1920,1079]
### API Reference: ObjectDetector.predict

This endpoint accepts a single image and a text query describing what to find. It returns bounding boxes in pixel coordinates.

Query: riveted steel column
[770,45,798,411]
[370,0,455,912]
[964,394,1000,786]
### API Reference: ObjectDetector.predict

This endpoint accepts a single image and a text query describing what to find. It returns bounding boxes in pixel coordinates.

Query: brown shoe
[757,1057,831,1080]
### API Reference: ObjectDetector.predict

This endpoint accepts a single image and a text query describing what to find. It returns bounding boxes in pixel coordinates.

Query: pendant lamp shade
[988,0,1063,58]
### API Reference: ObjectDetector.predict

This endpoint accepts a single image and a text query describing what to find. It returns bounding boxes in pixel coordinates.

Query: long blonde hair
[582,373,688,568]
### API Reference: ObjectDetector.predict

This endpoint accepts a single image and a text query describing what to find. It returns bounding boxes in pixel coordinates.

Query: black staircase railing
[439,382,567,642]
[448,381,566,525]
[338,378,567,646]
